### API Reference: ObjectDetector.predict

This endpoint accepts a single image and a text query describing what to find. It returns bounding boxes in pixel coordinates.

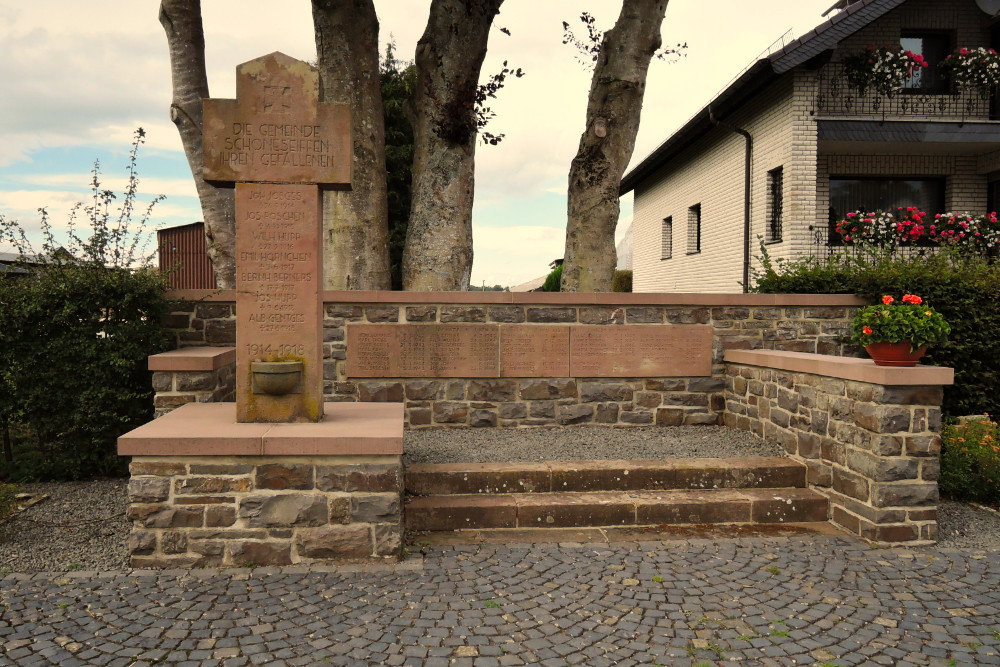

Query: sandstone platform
[118,402,403,457]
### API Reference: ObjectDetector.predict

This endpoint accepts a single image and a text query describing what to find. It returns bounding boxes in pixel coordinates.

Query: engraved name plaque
[569,325,713,377]
[500,325,570,377]
[347,324,500,378]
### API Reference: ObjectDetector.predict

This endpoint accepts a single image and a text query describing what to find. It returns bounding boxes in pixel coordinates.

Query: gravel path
[404,424,785,464]
[2,427,999,572]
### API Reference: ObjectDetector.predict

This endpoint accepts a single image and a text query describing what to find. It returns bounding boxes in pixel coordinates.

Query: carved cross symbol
[263,86,291,114]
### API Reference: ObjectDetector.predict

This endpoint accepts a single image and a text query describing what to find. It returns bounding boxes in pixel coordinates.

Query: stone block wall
[151,365,235,418]
[161,292,862,427]
[724,360,944,543]
[127,456,402,567]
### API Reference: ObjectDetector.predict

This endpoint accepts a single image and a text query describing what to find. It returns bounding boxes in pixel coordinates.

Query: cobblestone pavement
[2,535,1000,666]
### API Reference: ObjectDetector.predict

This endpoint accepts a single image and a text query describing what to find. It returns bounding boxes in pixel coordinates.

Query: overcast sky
[0,0,834,287]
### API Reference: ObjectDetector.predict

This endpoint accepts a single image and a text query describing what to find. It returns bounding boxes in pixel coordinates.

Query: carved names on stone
[235,183,323,422]
[569,325,713,377]
[500,326,570,377]
[345,323,713,379]
[347,325,500,378]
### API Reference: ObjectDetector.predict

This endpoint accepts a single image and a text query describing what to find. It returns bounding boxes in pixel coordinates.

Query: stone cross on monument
[203,52,351,423]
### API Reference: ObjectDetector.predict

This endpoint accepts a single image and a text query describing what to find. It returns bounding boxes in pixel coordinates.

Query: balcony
[815,63,997,122]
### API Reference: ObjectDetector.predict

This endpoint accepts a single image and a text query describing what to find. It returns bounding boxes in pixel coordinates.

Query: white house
[622,0,1000,292]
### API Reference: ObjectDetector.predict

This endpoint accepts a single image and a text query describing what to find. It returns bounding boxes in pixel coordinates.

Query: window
[828,176,945,243]
[901,32,951,92]
[661,217,672,260]
[766,167,783,243]
[989,179,1000,214]
[687,204,701,254]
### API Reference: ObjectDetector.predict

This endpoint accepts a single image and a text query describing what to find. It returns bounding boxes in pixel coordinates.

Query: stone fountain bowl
[251,360,303,396]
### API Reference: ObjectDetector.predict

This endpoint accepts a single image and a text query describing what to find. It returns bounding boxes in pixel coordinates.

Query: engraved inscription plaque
[236,183,324,421]
[569,325,713,377]
[347,325,500,378]
[203,52,351,186]
[500,325,570,377]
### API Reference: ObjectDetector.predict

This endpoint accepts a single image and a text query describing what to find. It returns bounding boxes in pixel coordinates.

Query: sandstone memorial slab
[347,324,500,378]
[500,325,570,377]
[203,53,350,185]
[569,325,713,377]
[235,183,323,422]
[203,52,351,422]
[345,323,711,379]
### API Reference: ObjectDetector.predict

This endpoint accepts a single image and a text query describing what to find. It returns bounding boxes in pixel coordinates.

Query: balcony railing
[815,63,996,121]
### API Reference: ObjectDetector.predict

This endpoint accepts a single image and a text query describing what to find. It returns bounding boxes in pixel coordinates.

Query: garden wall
[724,350,950,543]
[162,291,863,428]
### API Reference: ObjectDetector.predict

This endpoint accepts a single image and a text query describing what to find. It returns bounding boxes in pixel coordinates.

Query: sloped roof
[620,0,906,195]
[510,274,547,292]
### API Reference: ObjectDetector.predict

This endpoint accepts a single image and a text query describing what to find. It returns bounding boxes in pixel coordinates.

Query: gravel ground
[2,428,999,572]
[0,479,128,573]
[404,424,785,464]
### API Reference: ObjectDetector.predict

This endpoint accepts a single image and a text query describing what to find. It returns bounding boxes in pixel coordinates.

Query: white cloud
[18,173,198,199]
[470,225,564,288]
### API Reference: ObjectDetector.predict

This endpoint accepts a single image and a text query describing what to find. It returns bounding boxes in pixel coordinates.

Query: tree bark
[402,0,504,291]
[561,0,668,292]
[312,0,392,290]
[1,417,11,463]
[159,0,236,289]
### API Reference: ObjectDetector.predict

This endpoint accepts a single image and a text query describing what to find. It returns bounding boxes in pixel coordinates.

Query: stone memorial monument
[117,53,404,567]
[203,52,350,423]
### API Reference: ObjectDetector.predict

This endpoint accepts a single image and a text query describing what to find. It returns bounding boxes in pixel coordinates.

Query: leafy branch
[562,12,687,71]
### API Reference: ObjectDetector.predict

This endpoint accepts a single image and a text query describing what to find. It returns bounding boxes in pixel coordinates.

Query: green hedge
[0,129,172,481]
[542,264,562,292]
[753,247,1000,418]
[0,262,171,481]
[612,270,632,293]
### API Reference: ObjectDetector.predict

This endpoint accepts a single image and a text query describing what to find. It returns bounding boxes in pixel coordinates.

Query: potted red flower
[850,294,950,366]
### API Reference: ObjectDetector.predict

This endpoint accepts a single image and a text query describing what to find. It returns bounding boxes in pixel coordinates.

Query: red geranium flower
[902,294,922,305]
[882,295,894,305]
[863,326,873,335]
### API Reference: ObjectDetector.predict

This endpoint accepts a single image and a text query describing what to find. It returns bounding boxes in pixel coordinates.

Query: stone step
[404,457,806,496]
[405,487,829,532]
[418,522,843,546]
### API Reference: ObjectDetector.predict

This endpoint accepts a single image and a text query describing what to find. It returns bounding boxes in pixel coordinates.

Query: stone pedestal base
[118,403,403,567]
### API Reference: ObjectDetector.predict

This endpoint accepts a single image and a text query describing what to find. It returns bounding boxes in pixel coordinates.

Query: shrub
[542,264,562,292]
[612,270,632,293]
[0,129,172,481]
[752,244,1000,418]
[940,417,1000,503]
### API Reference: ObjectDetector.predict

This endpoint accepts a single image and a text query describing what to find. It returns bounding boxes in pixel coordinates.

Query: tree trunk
[159,0,236,288]
[1,417,11,464]
[402,0,504,291]
[561,0,668,292]
[312,0,392,290]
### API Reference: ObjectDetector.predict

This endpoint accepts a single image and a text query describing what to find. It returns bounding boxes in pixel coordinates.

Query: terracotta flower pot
[864,341,927,367]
